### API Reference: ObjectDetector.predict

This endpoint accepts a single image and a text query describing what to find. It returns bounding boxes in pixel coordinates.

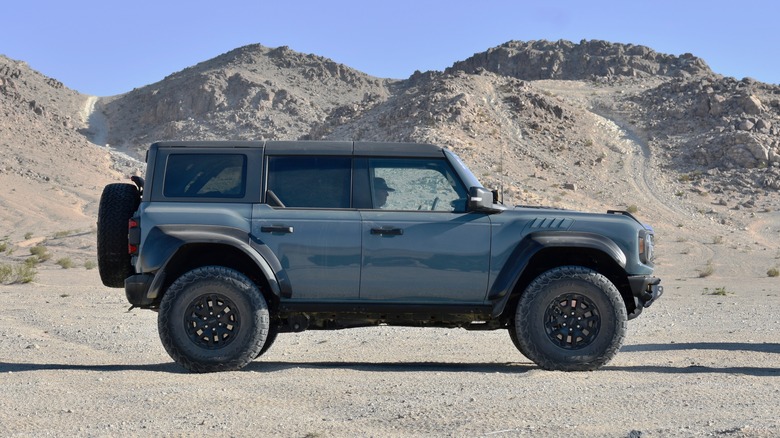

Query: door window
[266,156,352,208]
[369,159,467,212]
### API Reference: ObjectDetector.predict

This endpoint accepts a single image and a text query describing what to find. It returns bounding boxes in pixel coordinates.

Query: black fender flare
[488,231,627,318]
[139,225,289,301]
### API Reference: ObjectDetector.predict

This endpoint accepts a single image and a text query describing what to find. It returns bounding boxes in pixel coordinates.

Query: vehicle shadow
[0,362,184,374]
[0,360,536,374]
[621,342,780,354]
[613,342,780,376]
[245,361,535,374]
[3,342,777,375]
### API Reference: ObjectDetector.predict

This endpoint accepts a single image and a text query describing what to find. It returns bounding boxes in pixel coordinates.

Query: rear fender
[140,225,286,300]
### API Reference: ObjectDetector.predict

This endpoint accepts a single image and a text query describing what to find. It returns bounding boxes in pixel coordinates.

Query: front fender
[488,231,627,318]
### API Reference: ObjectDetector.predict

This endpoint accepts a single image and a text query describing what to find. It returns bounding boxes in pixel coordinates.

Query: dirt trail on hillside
[82,96,109,146]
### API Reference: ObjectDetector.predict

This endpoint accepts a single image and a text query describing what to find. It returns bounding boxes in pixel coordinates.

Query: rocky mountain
[2,39,780,243]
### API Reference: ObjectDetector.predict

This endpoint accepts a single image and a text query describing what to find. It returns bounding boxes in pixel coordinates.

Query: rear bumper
[626,275,663,319]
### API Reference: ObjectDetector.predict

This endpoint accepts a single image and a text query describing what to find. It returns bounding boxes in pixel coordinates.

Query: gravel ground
[1,263,779,437]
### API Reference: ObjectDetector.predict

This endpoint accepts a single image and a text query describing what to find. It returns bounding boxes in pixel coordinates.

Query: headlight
[639,230,654,264]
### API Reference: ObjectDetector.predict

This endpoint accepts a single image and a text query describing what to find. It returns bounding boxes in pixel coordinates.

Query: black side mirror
[467,187,504,213]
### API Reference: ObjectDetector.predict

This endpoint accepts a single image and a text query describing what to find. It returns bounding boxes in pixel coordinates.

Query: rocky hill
[1,39,780,247]
[447,39,712,80]
[100,44,394,151]
[0,55,118,237]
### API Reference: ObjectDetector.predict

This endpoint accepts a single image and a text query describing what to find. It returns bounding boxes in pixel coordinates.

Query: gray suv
[97,141,662,372]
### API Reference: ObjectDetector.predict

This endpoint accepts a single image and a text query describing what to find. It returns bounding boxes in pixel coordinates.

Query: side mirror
[467,187,504,213]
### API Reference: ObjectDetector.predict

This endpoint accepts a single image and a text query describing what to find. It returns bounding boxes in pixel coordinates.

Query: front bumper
[626,276,663,319]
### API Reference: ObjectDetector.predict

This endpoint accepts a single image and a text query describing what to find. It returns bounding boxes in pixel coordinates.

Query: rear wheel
[513,266,627,371]
[97,183,140,287]
[158,266,269,372]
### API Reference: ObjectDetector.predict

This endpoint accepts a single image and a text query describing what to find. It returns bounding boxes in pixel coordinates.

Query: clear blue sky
[4,1,778,96]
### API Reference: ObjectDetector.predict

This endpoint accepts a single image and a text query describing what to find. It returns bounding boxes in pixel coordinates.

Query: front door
[359,158,491,302]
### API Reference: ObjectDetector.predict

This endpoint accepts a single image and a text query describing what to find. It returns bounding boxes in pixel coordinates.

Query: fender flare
[488,231,627,318]
[140,225,289,300]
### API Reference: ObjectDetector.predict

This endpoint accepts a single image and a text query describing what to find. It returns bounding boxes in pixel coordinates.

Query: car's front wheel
[158,266,269,372]
[512,266,627,371]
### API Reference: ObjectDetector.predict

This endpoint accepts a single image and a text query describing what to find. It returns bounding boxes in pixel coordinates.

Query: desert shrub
[626,205,639,214]
[56,257,75,269]
[0,264,12,283]
[712,236,724,245]
[24,232,33,240]
[29,245,51,262]
[703,286,731,296]
[13,263,37,283]
[0,241,7,253]
[768,267,780,278]
[699,260,714,278]
[1,263,37,284]
[84,260,97,270]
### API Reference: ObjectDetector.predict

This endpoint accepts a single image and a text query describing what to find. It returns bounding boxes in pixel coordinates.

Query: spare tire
[97,183,140,287]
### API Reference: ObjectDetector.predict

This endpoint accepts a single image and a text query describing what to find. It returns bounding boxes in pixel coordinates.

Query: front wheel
[512,266,627,371]
[158,266,269,372]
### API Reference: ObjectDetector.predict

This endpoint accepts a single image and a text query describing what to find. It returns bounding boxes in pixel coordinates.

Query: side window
[369,158,468,212]
[266,156,351,208]
[163,154,246,198]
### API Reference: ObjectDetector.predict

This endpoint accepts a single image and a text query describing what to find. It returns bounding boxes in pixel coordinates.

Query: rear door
[251,154,361,300]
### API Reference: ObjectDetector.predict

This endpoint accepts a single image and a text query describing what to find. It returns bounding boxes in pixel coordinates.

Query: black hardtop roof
[151,140,445,157]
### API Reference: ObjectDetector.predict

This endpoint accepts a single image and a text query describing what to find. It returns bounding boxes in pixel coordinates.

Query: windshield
[444,149,483,189]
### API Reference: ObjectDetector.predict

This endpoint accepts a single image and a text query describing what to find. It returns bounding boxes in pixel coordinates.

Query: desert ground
[1,209,779,438]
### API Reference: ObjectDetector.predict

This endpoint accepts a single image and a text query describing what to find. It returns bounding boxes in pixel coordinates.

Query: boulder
[739,94,763,115]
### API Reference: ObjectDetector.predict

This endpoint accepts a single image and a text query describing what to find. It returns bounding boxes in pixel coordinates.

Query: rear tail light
[128,217,140,255]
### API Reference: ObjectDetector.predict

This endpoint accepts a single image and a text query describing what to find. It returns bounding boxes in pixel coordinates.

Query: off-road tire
[256,323,279,358]
[97,183,140,287]
[508,326,530,360]
[158,266,269,373]
[513,266,627,371]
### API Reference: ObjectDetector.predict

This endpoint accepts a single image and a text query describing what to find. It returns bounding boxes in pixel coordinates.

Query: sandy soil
[1,229,779,438]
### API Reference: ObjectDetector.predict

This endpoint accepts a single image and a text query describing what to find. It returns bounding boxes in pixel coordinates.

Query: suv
[97,141,662,372]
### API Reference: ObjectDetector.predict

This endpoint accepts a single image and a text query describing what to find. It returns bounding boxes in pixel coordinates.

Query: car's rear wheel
[513,266,627,371]
[97,183,140,287]
[158,266,269,372]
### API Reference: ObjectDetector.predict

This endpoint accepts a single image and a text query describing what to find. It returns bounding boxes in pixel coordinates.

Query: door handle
[261,225,294,234]
[370,227,403,236]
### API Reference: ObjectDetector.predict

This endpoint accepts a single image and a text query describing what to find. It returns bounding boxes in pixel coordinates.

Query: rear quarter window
[163,154,247,198]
